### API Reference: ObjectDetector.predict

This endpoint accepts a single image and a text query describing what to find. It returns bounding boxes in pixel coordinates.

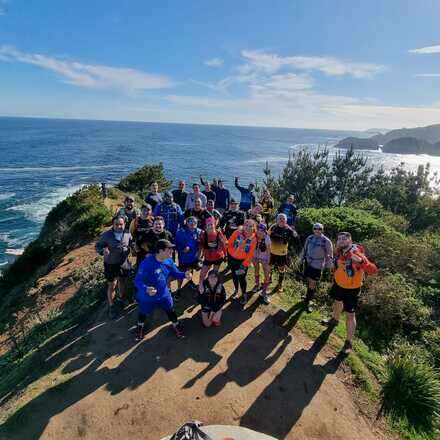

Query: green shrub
[296,206,393,241]
[359,274,432,349]
[349,199,409,233]
[382,342,440,433]
[422,329,440,369]
[118,163,171,196]
[364,234,439,287]
[72,204,111,237]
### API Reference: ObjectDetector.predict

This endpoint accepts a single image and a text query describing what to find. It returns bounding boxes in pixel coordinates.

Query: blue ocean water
[1,116,439,269]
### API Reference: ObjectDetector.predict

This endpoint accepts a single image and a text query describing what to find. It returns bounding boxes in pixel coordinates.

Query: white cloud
[240,49,385,79]
[415,73,440,77]
[409,45,440,54]
[204,57,224,67]
[0,45,175,91]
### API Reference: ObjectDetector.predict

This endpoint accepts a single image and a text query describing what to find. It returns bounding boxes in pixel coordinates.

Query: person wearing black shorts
[321,232,378,354]
[299,223,333,313]
[96,216,132,319]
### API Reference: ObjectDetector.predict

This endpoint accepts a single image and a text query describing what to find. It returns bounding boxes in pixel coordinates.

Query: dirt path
[1,285,383,440]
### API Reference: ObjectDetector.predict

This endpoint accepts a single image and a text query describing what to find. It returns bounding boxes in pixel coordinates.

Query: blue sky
[1,0,440,129]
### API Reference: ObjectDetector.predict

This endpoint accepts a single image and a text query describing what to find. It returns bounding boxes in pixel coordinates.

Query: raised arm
[235,177,246,193]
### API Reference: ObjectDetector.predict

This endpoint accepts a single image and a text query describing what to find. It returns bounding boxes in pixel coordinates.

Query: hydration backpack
[170,421,213,440]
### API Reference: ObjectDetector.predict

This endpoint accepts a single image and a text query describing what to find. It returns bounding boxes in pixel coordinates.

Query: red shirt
[200,230,227,262]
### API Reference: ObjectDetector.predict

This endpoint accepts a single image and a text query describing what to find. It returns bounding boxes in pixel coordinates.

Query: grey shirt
[96,228,132,265]
[300,234,334,270]
[184,192,207,210]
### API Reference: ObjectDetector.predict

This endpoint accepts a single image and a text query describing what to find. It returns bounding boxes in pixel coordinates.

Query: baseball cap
[313,223,324,230]
[258,223,267,231]
[230,198,238,204]
[156,239,175,251]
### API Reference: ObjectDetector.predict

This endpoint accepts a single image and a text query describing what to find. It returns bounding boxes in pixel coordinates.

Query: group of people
[96,177,377,354]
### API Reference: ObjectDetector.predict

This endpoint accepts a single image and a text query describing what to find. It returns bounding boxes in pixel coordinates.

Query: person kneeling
[134,239,192,341]
[199,270,226,327]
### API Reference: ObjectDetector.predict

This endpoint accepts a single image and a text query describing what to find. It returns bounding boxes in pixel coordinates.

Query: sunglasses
[313,227,323,231]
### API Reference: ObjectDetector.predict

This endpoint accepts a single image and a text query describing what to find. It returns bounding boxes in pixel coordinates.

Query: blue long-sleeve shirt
[277,202,298,226]
[235,178,255,211]
[175,227,201,264]
[214,188,230,210]
[135,255,186,302]
[153,202,183,236]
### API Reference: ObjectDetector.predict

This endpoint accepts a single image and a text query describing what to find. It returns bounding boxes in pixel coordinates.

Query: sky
[1,0,440,130]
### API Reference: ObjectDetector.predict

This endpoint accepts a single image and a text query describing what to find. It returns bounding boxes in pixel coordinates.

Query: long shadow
[0,287,261,439]
[240,327,345,438]
[205,302,304,396]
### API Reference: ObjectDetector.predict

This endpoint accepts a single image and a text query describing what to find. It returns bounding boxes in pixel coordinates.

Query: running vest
[134,217,153,245]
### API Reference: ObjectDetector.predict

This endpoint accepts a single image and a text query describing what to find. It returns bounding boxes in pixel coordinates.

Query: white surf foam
[5,248,24,256]
[6,185,83,224]
[0,192,16,201]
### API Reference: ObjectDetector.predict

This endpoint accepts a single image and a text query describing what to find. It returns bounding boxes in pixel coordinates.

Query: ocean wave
[5,248,24,256]
[0,165,120,172]
[6,185,83,223]
[0,192,16,201]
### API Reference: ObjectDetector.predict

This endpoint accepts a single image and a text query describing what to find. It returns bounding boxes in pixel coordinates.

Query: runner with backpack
[116,195,140,232]
[198,270,227,328]
[321,231,378,354]
[251,223,272,304]
[129,203,154,265]
[299,223,334,313]
[153,191,183,238]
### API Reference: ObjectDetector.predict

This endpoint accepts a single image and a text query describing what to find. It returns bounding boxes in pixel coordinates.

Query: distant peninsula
[336,123,440,156]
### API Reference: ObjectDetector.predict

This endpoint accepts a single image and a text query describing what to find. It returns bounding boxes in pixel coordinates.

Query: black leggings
[138,309,178,325]
[228,255,248,294]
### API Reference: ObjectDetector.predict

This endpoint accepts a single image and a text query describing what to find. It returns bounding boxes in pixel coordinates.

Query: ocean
[1,116,440,270]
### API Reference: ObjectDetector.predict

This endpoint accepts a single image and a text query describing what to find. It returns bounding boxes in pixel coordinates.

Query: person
[269,213,297,292]
[202,182,216,203]
[172,180,188,211]
[220,199,245,238]
[299,223,334,313]
[129,203,154,265]
[321,232,377,354]
[144,181,163,210]
[101,182,108,199]
[184,198,213,230]
[234,177,256,211]
[259,188,274,224]
[175,216,202,298]
[247,203,264,221]
[96,216,132,319]
[116,195,140,232]
[153,191,183,238]
[227,219,257,305]
[206,199,222,225]
[143,216,173,256]
[213,179,230,214]
[200,175,219,192]
[185,183,207,210]
[277,195,298,226]
[198,270,227,328]
[251,223,272,304]
[134,239,192,341]
[198,217,227,290]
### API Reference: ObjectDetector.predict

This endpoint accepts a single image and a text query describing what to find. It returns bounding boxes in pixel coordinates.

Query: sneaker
[250,284,260,294]
[231,290,239,300]
[304,301,313,314]
[321,317,339,327]
[276,284,284,293]
[240,294,248,305]
[108,304,117,320]
[341,340,353,354]
[135,324,145,342]
[173,323,185,339]
[261,292,270,305]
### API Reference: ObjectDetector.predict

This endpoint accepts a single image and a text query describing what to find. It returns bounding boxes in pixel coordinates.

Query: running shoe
[261,292,270,305]
[341,340,353,354]
[173,323,185,339]
[240,294,248,305]
[135,324,145,342]
[321,317,339,327]
[250,284,261,294]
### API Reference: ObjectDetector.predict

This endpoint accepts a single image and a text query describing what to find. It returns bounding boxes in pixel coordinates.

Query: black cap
[156,239,175,251]
[230,198,238,203]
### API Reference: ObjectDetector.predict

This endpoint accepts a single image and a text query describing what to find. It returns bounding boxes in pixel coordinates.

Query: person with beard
[220,198,245,238]
[130,203,154,265]
[144,181,163,210]
[143,216,174,256]
[153,191,183,238]
[116,195,140,232]
[206,198,222,225]
[184,198,213,230]
[321,231,377,354]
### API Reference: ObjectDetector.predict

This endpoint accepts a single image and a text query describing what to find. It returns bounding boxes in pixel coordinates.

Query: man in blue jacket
[134,239,191,341]
[153,191,183,238]
[277,195,298,226]
[235,177,256,211]
[175,216,202,298]
[214,180,230,214]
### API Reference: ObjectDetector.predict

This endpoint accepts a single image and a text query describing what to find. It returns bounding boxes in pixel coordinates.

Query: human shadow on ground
[204,302,305,396]
[239,327,345,439]
[0,288,261,439]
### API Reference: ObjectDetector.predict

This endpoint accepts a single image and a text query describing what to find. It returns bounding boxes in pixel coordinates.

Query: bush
[296,206,393,241]
[118,163,171,196]
[349,199,409,233]
[382,342,440,433]
[364,234,439,287]
[72,204,111,237]
[359,274,432,349]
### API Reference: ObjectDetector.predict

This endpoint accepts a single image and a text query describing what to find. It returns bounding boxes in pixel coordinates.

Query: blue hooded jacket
[153,202,183,236]
[175,226,201,264]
